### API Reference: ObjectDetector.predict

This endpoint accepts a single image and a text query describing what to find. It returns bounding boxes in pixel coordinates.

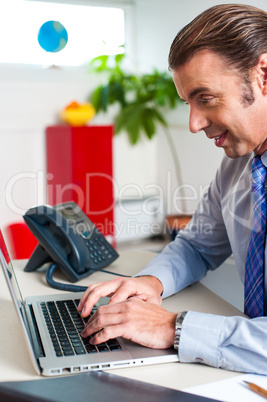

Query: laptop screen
[0,229,23,305]
[0,229,41,374]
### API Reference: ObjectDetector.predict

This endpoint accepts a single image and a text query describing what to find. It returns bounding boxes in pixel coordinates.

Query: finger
[81,310,124,338]
[108,279,141,304]
[108,278,162,305]
[78,278,123,316]
[86,302,128,325]
[77,282,105,311]
[83,299,141,339]
[89,324,127,345]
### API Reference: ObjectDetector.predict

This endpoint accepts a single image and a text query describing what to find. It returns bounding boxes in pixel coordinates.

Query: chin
[223,147,251,159]
[223,149,240,159]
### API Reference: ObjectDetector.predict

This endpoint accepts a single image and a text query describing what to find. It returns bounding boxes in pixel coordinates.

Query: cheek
[221,108,250,133]
[208,108,233,128]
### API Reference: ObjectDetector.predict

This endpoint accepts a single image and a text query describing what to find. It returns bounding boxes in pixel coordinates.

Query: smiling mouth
[214,135,222,144]
[210,131,228,146]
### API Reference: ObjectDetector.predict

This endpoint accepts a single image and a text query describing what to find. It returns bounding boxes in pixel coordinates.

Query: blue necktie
[244,156,267,318]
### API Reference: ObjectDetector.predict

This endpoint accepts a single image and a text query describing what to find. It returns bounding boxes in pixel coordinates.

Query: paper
[184,374,267,402]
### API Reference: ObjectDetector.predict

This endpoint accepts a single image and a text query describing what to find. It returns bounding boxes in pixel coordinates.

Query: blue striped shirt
[137,152,267,374]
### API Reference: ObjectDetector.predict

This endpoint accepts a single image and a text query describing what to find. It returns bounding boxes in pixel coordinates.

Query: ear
[255,53,267,95]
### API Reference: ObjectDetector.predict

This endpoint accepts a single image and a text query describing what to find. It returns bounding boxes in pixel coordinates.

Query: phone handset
[23,202,119,283]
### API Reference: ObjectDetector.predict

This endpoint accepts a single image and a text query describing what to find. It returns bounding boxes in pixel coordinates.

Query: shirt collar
[261,150,267,168]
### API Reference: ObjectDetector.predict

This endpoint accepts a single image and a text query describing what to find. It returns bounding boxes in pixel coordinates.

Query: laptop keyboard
[40,299,122,357]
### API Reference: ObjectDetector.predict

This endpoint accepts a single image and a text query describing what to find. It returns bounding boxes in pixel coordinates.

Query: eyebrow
[180,86,212,102]
[188,86,211,99]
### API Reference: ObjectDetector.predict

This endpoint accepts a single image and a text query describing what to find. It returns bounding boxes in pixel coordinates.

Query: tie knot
[251,156,267,191]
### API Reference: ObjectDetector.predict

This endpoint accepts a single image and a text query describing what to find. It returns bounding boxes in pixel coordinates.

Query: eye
[181,100,189,106]
[199,96,214,105]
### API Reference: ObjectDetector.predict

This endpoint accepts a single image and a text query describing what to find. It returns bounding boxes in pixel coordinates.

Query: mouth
[209,131,228,147]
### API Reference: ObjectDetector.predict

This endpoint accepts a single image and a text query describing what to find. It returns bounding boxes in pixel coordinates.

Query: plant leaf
[88,52,182,144]
[109,80,126,107]
[150,107,168,127]
[89,85,102,112]
[115,53,125,72]
[142,107,156,139]
[115,104,144,144]
[100,85,110,112]
[89,55,109,72]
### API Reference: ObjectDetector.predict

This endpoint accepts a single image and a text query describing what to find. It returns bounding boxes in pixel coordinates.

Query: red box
[46,126,115,239]
[6,223,38,259]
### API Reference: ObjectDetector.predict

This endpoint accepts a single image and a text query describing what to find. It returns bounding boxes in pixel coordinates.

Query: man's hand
[77,276,163,318]
[81,297,177,349]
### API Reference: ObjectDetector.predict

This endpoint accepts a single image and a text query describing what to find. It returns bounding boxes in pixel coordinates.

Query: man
[78,4,267,374]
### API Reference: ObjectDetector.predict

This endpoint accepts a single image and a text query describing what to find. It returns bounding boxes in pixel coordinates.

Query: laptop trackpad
[122,338,178,359]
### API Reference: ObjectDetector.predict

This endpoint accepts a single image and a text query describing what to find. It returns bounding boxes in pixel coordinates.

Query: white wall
[0,66,94,228]
[0,63,158,233]
[1,0,267,236]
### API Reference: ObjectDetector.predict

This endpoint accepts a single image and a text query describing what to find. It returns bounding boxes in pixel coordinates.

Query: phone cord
[46,263,131,293]
[46,263,88,292]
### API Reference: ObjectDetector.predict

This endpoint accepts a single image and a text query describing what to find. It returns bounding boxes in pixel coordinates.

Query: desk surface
[0,250,245,390]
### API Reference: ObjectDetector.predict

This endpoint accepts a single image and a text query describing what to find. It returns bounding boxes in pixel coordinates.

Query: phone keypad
[81,230,90,239]
[83,233,118,268]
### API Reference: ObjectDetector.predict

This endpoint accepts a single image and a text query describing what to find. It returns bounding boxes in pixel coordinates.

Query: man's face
[173,50,267,158]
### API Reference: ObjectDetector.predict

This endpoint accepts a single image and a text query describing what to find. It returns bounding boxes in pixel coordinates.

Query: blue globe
[38,21,68,53]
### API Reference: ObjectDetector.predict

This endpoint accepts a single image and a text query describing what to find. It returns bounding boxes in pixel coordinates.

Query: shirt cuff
[178,311,225,368]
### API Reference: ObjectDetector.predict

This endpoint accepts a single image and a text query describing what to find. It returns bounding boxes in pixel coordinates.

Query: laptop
[0,230,178,376]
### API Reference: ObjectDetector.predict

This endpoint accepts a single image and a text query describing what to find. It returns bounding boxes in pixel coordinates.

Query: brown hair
[168,3,267,77]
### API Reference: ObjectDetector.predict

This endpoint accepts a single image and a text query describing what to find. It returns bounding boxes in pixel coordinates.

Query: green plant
[88,53,182,145]
[88,53,185,202]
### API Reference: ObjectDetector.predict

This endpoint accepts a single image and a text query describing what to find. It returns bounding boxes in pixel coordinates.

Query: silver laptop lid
[0,230,23,303]
[0,230,40,374]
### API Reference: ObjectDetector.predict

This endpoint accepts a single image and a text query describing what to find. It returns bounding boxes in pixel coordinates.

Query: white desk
[0,250,244,391]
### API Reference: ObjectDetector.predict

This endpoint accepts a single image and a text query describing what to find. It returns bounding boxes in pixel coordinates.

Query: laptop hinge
[22,303,45,358]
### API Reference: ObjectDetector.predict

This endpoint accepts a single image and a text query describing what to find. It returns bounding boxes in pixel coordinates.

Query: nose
[189,107,210,133]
